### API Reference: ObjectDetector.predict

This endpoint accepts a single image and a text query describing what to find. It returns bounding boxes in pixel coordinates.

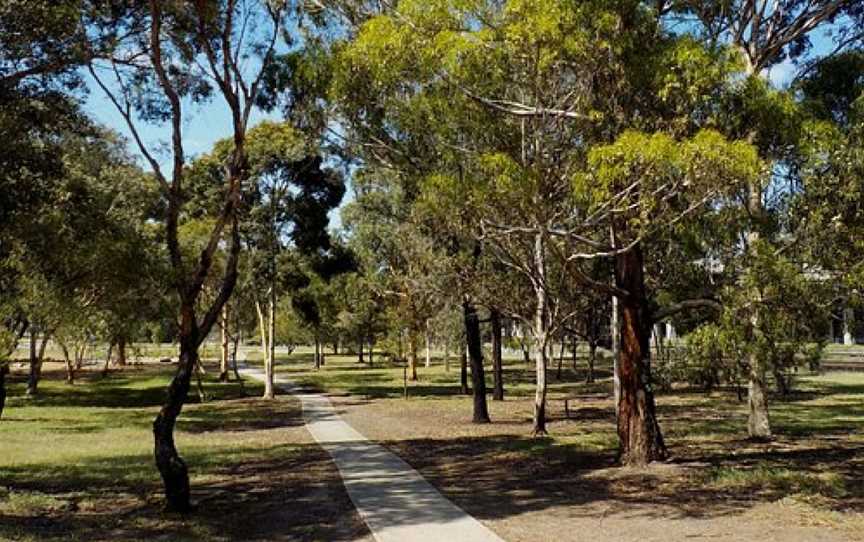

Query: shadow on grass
[0,443,368,542]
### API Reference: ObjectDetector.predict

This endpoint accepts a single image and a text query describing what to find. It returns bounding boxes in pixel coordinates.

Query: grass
[0,360,368,542]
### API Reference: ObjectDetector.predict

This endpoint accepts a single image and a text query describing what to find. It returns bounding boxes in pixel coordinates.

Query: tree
[87,1,292,512]
[678,0,864,439]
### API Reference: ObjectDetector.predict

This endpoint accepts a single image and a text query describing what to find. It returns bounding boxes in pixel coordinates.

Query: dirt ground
[328,391,864,542]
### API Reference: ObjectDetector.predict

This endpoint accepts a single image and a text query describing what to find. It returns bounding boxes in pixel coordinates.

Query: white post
[665,321,676,341]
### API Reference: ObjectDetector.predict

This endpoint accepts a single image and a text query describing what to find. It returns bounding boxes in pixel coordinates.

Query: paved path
[237,354,504,542]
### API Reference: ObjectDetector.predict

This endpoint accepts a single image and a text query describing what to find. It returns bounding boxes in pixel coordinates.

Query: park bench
[562,393,611,418]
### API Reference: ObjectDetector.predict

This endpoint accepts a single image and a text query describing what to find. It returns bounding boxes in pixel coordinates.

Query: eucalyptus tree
[87,0,296,512]
[333,0,763,464]
[673,0,864,439]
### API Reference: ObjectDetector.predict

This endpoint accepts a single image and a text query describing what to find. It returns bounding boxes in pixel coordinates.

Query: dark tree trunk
[153,320,198,514]
[556,337,565,380]
[368,338,374,367]
[572,335,579,371]
[521,339,531,367]
[358,334,364,364]
[614,244,667,466]
[26,332,48,396]
[117,336,128,366]
[587,342,597,384]
[314,337,321,369]
[463,300,490,423]
[491,308,504,401]
[460,342,469,395]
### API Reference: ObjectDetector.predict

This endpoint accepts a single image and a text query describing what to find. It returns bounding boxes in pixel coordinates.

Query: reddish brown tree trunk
[615,244,667,466]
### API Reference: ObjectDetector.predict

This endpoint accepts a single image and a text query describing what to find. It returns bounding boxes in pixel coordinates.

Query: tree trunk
[614,244,667,465]
[368,338,374,368]
[521,337,531,368]
[314,337,321,370]
[117,336,127,367]
[556,336,565,380]
[460,341,469,394]
[424,321,431,369]
[26,332,49,396]
[60,341,74,384]
[408,328,419,381]
[230,334,242,382]
[611,290,621,415]
[219,306,229,382]
[463,299,490,423]
[444,340,450,372]
[264,290,276,399]
[491,309,504,401]
[357,334,364,364]
[153,324,198,513]
[572,335,578,371]
[587,341,597,384]
[531,233,550,436]
[101,342,115,377]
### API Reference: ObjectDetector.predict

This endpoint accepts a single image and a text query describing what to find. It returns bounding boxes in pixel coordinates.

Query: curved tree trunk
[491,309,504,401]
[153,326,197,513]
[463,299,490,423]
[614,244,667,465]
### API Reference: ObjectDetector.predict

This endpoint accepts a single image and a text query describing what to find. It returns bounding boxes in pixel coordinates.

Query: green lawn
[0,361,368,542]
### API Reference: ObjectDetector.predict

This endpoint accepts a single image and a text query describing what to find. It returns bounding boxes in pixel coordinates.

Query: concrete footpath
[238,356,504,542]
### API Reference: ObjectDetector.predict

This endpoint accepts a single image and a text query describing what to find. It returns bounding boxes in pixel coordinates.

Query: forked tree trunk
[463,299,490,423]
[491,309,504,401]
[614,244,667,465]
[26,332,49,396]
[60,341,74,384]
